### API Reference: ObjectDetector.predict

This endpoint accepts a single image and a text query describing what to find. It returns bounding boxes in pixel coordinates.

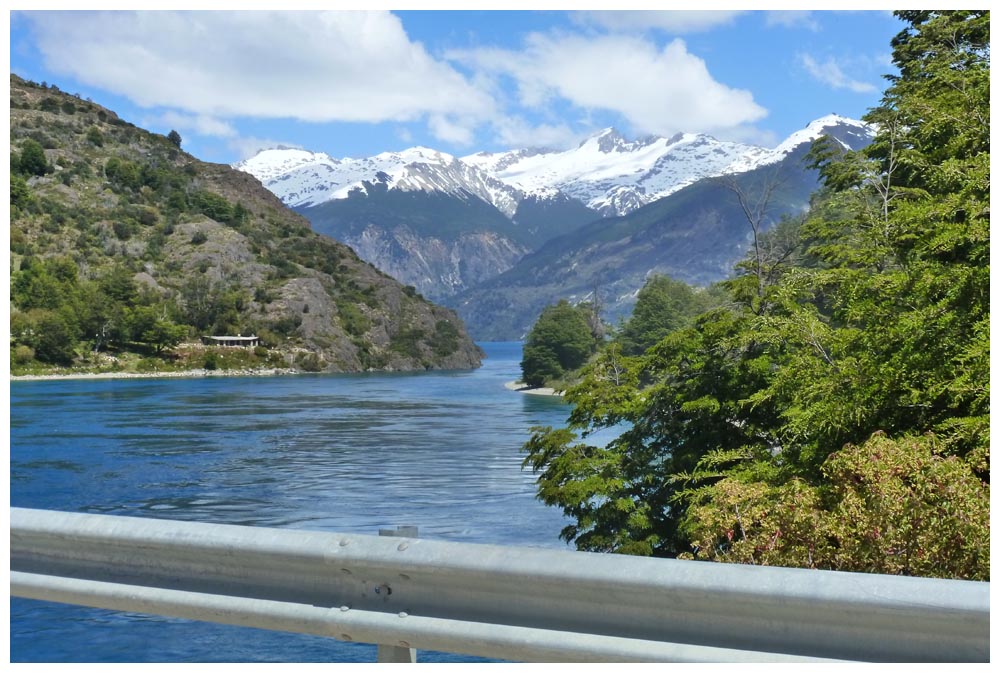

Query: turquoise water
[10,342,574,663]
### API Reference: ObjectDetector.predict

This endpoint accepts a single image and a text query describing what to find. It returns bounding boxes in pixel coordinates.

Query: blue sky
[8,8,904,164]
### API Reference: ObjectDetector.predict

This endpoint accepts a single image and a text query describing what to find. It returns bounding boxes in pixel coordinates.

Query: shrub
[13,344,35,365]
[295,351,324,372]
[17,139,50,177]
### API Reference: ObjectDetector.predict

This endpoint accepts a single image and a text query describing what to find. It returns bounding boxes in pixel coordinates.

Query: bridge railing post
[375,526,419,663]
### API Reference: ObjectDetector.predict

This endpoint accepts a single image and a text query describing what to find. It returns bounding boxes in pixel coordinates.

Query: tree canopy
[520,300,599,387]
[617,275,716,356]
[523,11,989,579]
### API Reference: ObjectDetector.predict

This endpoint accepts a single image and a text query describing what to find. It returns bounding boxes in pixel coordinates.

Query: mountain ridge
[451,121,875,340]
[237,114,871,219]
[235,116,874,318]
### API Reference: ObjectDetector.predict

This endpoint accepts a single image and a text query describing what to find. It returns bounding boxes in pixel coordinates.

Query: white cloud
[572,10,745,34]
[453,33,767,139]
[427,114,477,147]
[23,10,495,136]
[396,127,414,144]
[765,11,820,31]
[143,111,237,138]
[799,53,877,93]
[227,136,303,161]
[491,117,579,150]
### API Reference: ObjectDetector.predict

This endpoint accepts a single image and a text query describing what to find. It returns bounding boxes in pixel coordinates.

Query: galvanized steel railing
[9,507,990,662]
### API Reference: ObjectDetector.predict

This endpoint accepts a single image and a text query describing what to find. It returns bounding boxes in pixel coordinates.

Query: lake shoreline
[504,380,564,397]
[10,368,298,382]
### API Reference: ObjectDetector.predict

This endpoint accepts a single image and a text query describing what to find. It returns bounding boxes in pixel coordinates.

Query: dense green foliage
[523,11,989,579]
[520,300,600,387]
[15,138,52,176]
[617,275,719,355]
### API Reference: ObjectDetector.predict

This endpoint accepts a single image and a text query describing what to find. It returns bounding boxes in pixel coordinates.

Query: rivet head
[398,611,408,618]
[340,605,350,612]
[397,542,409,551]
[339,539,350,547]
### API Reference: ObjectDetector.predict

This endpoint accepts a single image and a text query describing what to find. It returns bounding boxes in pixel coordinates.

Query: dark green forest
[522,11,989,580]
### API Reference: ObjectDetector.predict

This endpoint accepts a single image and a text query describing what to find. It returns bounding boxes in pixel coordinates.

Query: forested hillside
[522,11,989,580]
[9,74,482,374]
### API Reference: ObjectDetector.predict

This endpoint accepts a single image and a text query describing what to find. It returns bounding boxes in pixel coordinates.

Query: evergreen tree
[520,300,598,387]
[523,11,989,579]
[617,275,713,355]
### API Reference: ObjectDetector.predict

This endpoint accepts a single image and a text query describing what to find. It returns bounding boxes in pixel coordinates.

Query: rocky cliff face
[345,225,527,301]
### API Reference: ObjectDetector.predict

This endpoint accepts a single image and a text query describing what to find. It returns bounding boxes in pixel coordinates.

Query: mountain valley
[236,115,875,339]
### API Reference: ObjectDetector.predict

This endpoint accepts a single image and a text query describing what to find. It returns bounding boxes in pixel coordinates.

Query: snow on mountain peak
[722,115,874,175]
[772,114,870,154]
[235,115,872,217]
[235,148,338,184]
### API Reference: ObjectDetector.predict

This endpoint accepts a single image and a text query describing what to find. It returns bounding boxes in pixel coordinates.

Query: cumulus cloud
[572,10,744,34]
[22,10,495,142]
[799,53,877,93]
[452,33,767,139]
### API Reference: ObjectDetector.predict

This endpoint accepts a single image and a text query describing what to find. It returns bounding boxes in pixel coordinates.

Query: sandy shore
[504,380,565,397]
[10,368,297,382]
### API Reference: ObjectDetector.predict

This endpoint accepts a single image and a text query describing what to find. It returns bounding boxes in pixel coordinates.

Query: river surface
[9,342,580,663]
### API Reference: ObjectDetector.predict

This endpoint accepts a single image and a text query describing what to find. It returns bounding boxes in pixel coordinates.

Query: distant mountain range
[235,115,875,339]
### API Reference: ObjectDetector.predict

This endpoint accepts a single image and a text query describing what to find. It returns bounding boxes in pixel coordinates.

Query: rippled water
[10,342,574,663]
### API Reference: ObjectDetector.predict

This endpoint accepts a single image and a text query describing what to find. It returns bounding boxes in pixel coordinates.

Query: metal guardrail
[9,507,990,662]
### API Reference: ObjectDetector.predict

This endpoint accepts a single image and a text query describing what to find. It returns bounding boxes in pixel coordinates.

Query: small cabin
[201,335,260,348]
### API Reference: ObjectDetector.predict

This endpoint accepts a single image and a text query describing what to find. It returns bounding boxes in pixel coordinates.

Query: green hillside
[9,74,483,375]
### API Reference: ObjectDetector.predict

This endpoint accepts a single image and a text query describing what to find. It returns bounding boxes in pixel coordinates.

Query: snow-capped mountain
[234,116,875,324]
[236,115,873,219]
[235,146,525,217]
[463,128,767,216]
[722,114,873,174]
